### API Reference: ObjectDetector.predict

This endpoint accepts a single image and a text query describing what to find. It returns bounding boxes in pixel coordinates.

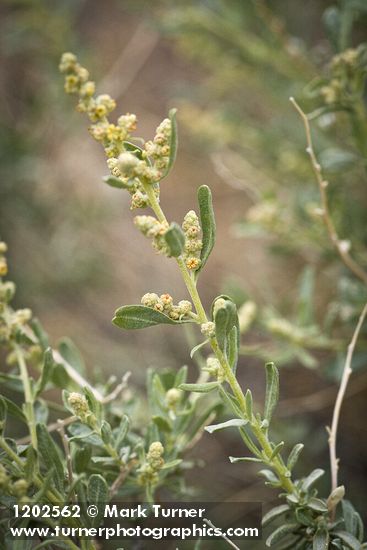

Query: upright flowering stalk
[60,53,366,549]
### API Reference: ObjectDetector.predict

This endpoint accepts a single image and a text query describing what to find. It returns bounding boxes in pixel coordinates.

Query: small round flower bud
[160,294,173,311]
[59,52,77,73]
[67,392,90,421]
[147,441,164,464]
[0,242,8,253]
[201,322,215,338]
[165,388,182,408]
[117,152,139,177]
[177,300,192,315]
[141,293,160,308]
[186,257,201,270]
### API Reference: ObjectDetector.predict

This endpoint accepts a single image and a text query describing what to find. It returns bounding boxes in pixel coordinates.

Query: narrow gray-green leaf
[0,396,7,423]
[196,184,216,276]
[245,389,253,420]
[161,458,182,471]
[179,382,219,393]
[229,456,262,464]
[36,423,64,493]
[259,469,280,484]
[113,305,191,330]
[266,524,298,547]
[1,397,26,423]
[190,339,209,359]
[103,175,133,189]
[307,498,328,513]
[333,531,361,550]
[302,468,325,492]
[87,474,109,526]
[164,222,185,257]
[160,108,178,179]
[114,415,130,450]
[313,528,329,550]
[262,504,290,526]
[152,415,172,433]
[269,441,284,461]
[205,418,247,434]
[35,348,54,396]
[264,362,279,422]
[287,443,304,471]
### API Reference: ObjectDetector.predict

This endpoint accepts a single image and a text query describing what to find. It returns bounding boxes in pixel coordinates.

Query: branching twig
[327,302,367,518]
[290,97,367,286]
[203,518,240,550]
[57,420,75,502]
[16,374,130,445]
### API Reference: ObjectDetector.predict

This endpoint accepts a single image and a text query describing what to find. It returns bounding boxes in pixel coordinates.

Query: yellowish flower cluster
[137,441,165,486]
[203,356,225,383]
[181,210,202,270]
[134,215,170,255]
[59,53,174,210]
[141,292,192,320]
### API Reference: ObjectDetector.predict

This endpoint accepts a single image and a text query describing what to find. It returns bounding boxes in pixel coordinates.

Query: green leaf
[196,184,216,276]
[160,108,178,179]
[100,421,112,445]
[205,418,247,434]
[342,500,364,542]
[174,365,188,387]
[307,498,328,513]
[190,339,209,358]
[113,304,191,329]
[262,504,290,526]
[179,382,219,393]
[103,175,133,189]
[36,423,64,493]
[266,523,298,547]
[259,469,280,485]
[239,426,262,457]
[0,396,7,423]
[73,447,92,474]
[269,441,284,461]
[87,474,109,526]
[164,222,186,257]
[333,530,361,550]
[313,529,329,550]
[152,415,172,433]
[114,415,130,450]
[161,458,182,471]
[83,386,102,422]
[212,295,239,368]
[287,443,304,471]
[35,348,54,396]
[1,396,26,423]
[24,446,37,482]
[58,338,85,375]
[245,389,253,420]
[301,469,325,492]
[264,362,279,422]
[229,456,262,463]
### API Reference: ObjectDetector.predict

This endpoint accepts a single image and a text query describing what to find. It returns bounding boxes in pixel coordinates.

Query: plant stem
[14,345,37,450]
[290,97,367,286]
[328,302,367,519]
[142,179,296,494]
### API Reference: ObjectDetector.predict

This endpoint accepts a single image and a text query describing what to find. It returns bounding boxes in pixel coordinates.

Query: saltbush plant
[0,46,366,549]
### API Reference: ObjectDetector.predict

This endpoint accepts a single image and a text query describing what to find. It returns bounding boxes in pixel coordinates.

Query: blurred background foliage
[1,0,367,533]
